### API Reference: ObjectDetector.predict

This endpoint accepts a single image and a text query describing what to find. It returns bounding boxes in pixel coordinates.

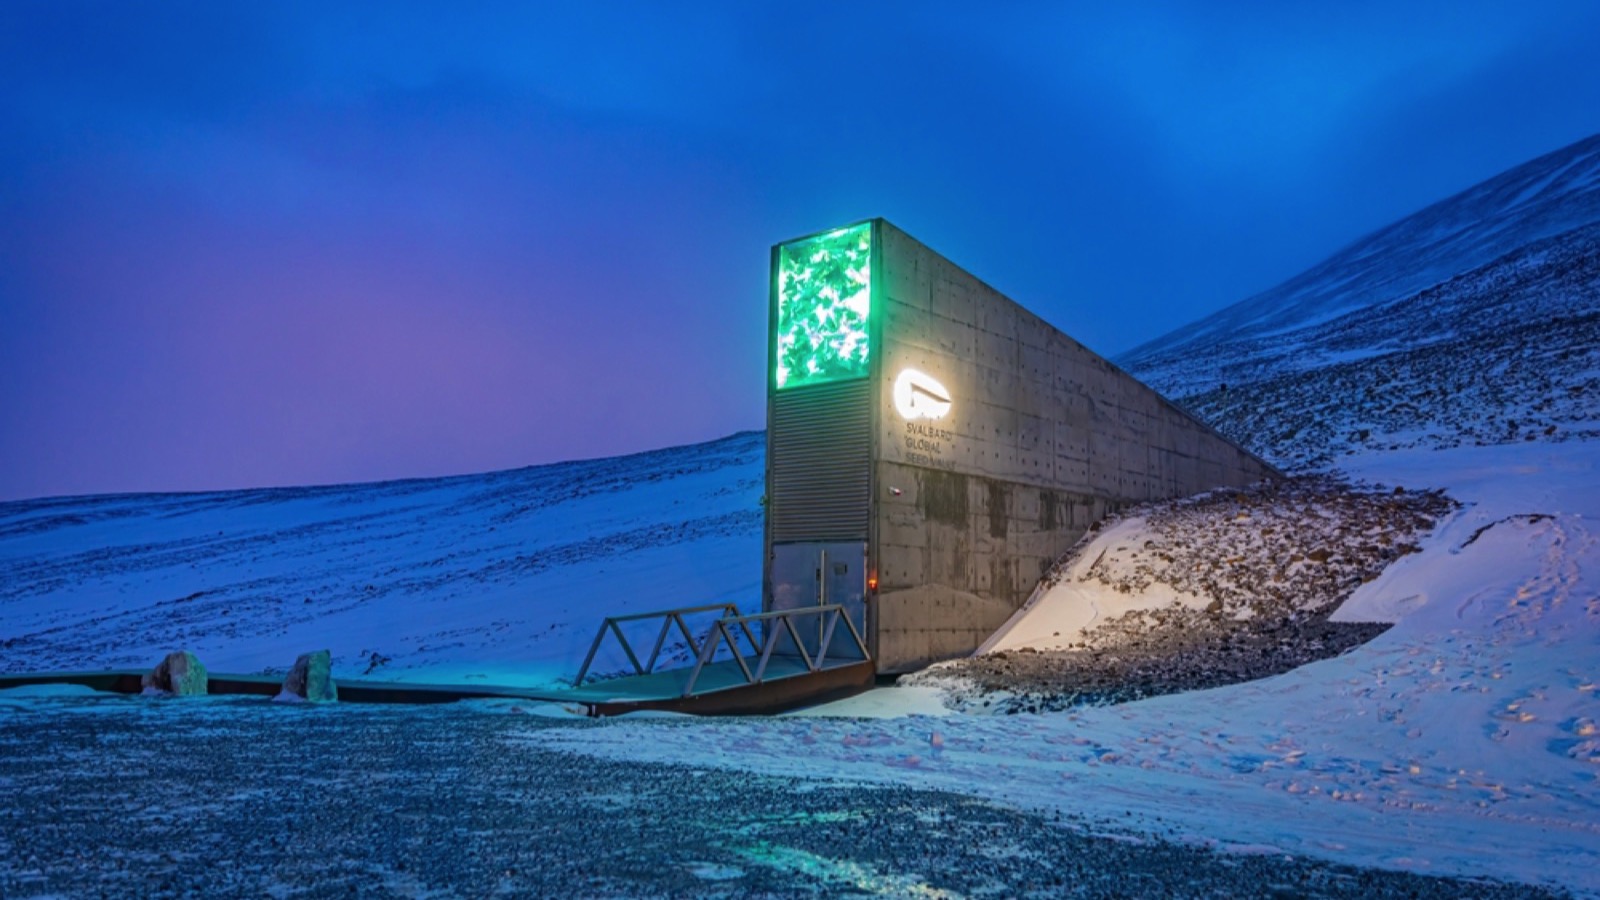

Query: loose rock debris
[912,476,1459,714]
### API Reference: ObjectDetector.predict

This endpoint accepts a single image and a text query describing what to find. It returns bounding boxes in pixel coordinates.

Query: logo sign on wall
[893,368,952,421]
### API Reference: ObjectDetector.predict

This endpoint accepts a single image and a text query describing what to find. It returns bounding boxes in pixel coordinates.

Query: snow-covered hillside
[0,432,764,684]
[1116,137,1600,473]
[1134,221,1600,469]
[1123,132,1600,380]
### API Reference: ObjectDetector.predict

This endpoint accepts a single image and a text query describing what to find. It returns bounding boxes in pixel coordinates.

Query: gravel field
[0,692,1561,898]
[911,617,1392,714]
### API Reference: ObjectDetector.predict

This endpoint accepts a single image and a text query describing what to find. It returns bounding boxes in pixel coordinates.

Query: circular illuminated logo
[893,368,952,421]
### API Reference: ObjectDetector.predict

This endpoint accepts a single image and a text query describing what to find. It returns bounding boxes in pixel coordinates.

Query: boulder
[141,651,209,696]
[275,650,338,703]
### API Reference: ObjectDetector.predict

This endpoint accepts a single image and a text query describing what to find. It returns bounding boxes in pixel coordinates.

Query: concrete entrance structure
[764,219,1276,673]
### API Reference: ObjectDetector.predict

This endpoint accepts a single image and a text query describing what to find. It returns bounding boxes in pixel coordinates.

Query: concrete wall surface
[870,220,1274,672]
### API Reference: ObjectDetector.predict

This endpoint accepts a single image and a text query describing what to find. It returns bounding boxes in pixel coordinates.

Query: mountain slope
[1160,221,1600,468]
[1119,135,1600,470]
[1123,133,1600,394]
[0,432,765,683]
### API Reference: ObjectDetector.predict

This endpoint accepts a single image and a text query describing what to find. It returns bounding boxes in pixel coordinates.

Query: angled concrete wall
[870,221,1274,672]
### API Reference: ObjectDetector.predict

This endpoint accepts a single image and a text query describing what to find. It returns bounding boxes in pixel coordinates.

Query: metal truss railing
[573,602,870,697]
[573,602,753,687]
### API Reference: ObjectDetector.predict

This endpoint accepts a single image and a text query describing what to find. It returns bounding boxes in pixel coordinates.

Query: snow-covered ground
[526,440,1600,895]
[3,412,1593,895]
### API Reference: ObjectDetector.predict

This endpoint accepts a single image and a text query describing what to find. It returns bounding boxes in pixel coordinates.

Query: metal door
[769,541,866,659]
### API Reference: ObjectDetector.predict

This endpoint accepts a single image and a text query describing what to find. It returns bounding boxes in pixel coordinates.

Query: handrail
[573,601,873,697]
[573,602,760,687]
[598,602,756,625]
[681,603,870,697]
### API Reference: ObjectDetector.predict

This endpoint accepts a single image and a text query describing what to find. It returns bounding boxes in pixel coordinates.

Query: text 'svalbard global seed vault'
[765,219,1276,673]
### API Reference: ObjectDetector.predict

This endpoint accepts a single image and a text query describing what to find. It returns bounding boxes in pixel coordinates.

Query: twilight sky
[3,2,1599,501]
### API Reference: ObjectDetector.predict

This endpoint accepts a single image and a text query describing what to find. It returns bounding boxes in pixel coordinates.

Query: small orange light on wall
[867,576,878,591]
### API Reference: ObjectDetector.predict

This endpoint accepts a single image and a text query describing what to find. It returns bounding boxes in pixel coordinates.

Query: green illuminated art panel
[774,222,872,389]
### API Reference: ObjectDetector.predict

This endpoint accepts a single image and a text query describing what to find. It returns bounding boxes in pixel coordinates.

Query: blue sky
[3,1,1598,499]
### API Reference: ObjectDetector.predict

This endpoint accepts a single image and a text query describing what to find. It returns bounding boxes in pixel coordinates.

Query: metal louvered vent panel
[770,379,872,542]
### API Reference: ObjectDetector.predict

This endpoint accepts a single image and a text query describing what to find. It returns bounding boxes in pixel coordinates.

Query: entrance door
[769,542,867,660]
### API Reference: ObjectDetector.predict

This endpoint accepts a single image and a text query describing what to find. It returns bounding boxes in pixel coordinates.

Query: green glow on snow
[774,223,872,389]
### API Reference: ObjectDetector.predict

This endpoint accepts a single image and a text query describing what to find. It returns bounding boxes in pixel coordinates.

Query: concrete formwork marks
[918,470,968,527]
[985,480,1008,538]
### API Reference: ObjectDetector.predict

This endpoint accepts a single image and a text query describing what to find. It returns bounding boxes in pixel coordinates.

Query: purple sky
[4,2,1599,501]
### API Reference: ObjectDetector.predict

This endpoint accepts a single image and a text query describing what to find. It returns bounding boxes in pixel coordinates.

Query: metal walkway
[0,602,874,717]
[558,601,874,715]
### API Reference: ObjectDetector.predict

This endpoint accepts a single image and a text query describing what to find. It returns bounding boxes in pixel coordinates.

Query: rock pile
[910,476,1457,714]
